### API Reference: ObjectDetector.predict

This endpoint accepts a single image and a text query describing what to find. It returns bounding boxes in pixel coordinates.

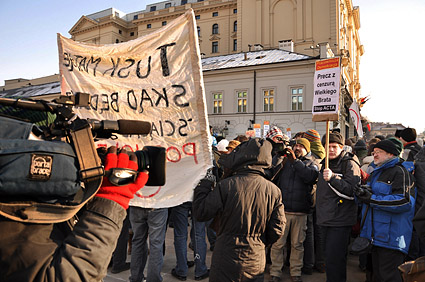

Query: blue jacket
[359,157,415,254]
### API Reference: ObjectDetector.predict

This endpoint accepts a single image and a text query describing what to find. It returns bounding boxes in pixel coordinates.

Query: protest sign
[349,101,363,138]
[57,10,212,208]
[312,57,341,122]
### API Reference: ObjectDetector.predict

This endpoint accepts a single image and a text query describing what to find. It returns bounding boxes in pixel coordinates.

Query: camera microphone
[88,119,152,137]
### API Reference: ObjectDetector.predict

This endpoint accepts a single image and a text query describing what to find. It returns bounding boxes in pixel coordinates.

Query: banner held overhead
[57,9,212,208]
[312,57,341,122]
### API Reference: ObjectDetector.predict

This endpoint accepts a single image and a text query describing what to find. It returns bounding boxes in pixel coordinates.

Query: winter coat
[316,151,361,227]
[413,147,425,237]
[274,153,319,213]
[360,157,415,254]
[193,138,286,282]
[0,197,126,282]
[403,141,421,161]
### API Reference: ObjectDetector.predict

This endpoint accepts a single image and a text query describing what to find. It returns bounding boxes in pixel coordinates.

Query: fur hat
[374,139,401,156]
[401,128,417,142]
[295,138,311,152]
[303,129,321,142]
[326,131,345,146]
[395,129,403,138]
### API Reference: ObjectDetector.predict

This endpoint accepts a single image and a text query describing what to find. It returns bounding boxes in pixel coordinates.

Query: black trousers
[371,246,405,282]
[322,225,351,282]
[112,211,130,268]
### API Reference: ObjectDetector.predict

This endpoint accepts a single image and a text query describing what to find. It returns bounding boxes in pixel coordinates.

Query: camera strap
[0,121,105,224]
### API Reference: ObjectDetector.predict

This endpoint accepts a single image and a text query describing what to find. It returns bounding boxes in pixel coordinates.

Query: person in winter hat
[400,128,421,161]
[303,129,325,160]
[357,139,415,282]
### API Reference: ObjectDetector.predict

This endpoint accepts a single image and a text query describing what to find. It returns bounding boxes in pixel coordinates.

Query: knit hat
[303,129,321,142]
[226,140,241,151]
[401,128,417,142]
[387,137,403,155]
[295,138,311,152]
[354,140,367,151]
[216,139,229,152]
[327,131,345,146]
[265,126,284,140]
[374,139,401,156]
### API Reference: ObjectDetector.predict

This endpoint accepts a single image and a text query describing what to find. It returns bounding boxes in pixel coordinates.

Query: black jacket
[316,151,361,227]
[193,138,286,282]
[274,153,319,213]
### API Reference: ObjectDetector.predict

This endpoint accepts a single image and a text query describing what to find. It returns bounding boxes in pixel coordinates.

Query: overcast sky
[1,0,424,133]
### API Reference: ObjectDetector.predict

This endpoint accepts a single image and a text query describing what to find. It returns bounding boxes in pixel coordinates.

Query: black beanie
[401,128,417,142]
[354,139,367,151]
[395,129,403,138]
[374,139,401,156]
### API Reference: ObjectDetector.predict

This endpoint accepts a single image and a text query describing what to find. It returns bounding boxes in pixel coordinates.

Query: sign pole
[325,120,330,169]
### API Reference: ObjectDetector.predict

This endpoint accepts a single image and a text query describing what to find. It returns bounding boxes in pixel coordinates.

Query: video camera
[0,93,166,189]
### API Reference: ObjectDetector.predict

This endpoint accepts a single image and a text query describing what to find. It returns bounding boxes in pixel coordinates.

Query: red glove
[96,147,149,209]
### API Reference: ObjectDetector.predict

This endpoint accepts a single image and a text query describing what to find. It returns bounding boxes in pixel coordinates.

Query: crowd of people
[2,122,425,282]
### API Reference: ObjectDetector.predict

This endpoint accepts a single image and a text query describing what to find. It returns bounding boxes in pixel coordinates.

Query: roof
[201,49,314,71]
[0,49,314,98]
[0,81,60,98]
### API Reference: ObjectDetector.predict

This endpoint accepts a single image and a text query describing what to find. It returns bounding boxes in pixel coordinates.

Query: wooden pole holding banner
[325,120,330,169]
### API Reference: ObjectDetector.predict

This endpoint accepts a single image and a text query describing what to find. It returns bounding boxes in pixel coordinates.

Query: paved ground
[104,226,366,282]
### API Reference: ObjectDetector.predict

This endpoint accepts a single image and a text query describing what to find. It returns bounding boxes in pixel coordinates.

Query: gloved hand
[354,184,373,204]
[96,146,149,209]
[283,148,296,163]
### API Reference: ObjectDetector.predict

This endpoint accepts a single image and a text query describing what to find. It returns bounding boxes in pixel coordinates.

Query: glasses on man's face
[275,137,287,142]
[372,149,385,156]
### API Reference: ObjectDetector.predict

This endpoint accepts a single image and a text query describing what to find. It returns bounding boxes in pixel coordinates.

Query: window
[162,21,167,26]
[233,39,237,51]
[212,41,218,53]
[233,21,237,32]
[118,29,122,34]
[237,91,247,113]
[213,93,223,114]
[115,12,119,17]
[165,3,171,8]
[212,23,219,34]
[291,87,303,111]
[150,6,156,11]
[181,0,188,4]
[147,24,151,29]
[130,31,135,36]
[195,15,200,20]
[233,9,237,14]
[115,39,119,43]
[212,12,218,17]
[197,26,201,37]
[263,89,274,112]
[133,15,138,20]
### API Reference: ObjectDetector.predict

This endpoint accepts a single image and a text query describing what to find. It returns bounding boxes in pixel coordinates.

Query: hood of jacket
[218,138,272,175]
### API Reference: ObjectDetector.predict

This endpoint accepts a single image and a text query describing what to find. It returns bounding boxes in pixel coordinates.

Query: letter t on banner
[349,101,363,138]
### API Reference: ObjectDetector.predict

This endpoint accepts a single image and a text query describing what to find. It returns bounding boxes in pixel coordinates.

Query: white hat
[216,139,229,152]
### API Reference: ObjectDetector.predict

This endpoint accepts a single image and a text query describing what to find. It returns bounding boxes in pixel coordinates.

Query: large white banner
[57,10,212,208]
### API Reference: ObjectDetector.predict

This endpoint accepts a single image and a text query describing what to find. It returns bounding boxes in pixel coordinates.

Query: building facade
[69,0,364,138]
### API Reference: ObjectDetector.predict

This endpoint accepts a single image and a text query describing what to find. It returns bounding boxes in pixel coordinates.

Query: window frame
[262,88,275,112]
[212,23,219,34]
[233,21,237,32]
[236,90,248,113]
[233,39,237,51]
[212,41,218,53]
[212,12,218,17]
[290,86,304,111]
[212,92,223,114]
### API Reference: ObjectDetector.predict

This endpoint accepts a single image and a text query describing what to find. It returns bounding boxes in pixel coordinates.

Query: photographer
[356,140,415,282]
[0,146,149,282]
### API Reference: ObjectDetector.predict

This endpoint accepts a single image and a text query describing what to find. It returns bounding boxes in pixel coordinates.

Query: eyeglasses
[372,149,385,156]
[275,137,287,142]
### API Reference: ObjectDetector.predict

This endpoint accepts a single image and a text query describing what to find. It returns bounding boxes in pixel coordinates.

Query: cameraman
[0,146,149,282]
